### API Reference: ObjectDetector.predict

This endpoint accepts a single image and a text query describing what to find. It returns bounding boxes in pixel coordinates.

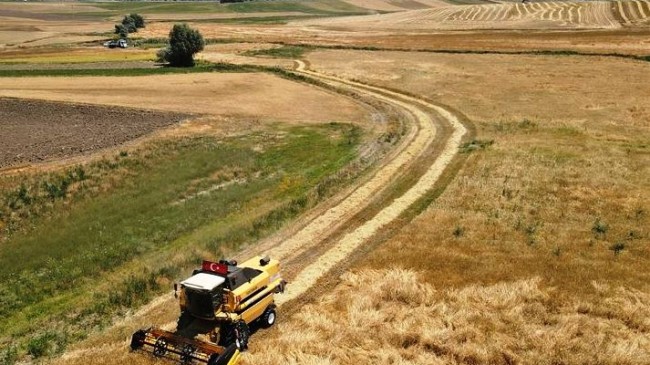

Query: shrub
[592,217,608,237]
[158,23,205,67]
[16,184,31,206]
[609,242,625,255]
[114,14,144,38]
[0,345,18,365]
[43,178,69,201]
[460,139,494,153]
[114,24,129,38]
[552,246,561,257]
[129,13,145,29]
[26,332,66,358]
[121,15,137,33]
[519,119,537,129]
[72,166,86,181]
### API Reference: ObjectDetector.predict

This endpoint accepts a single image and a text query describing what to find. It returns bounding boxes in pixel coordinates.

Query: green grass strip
[266,41,650,63]
[0,63,258,77]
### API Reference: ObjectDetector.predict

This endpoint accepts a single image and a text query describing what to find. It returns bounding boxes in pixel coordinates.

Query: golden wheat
[246,269,650,364]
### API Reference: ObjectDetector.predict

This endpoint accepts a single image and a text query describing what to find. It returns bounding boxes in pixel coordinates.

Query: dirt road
[56,62,467,364]
[267,60,466,305]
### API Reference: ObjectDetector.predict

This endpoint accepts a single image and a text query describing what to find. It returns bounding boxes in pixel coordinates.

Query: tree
[112,14,143,39]
[129,13,145,29]
[121,15,137,33]
[114,24,129,38]
[158,24,205,67]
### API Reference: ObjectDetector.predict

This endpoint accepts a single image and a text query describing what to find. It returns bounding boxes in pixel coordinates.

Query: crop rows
[318,1,650,29]
[613,0,650,24]
[425,1,626,28]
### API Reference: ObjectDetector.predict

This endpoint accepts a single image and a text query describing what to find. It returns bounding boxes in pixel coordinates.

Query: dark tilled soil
[0,97,190,168]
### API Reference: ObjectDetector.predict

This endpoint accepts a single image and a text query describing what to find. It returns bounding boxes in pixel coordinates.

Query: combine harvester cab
[130,256,286,364]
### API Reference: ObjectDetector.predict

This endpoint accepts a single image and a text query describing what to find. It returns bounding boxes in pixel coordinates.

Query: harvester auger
[130,256,287,364]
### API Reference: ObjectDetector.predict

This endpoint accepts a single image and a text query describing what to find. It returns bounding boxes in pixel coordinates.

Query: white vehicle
[104,39,128,49]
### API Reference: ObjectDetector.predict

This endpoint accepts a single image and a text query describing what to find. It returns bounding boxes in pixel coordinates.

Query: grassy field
[0,123,362,361]
[243,45,310,59]
[0,62,261,77]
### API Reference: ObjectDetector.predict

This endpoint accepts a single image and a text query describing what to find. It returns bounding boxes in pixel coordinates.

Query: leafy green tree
[129,13,145,29]
[157,24,205,67]
[114,24,129,38]
[121,15,137,33]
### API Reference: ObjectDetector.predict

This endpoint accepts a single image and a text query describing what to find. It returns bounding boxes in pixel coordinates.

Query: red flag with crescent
[202,260,228,275]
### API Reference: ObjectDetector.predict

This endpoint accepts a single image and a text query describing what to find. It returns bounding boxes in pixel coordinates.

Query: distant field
[88,0,369,16]
[304,0,650,29]
[0,0,373,49]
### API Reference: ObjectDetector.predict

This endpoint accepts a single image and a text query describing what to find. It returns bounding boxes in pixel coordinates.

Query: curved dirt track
[57,62,466,364]
[271,61,466,305]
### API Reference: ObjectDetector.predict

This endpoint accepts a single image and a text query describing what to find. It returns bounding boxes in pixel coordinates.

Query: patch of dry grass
[247,269,650,364]
[0,49,155,64]
[304,50,649,294]
[0,72,368,125]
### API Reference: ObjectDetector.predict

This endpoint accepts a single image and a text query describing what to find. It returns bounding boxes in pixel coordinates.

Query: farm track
[59,61,468,363]
[270,61,466,306]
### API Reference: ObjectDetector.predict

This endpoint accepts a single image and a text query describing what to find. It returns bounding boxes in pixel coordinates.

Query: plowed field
[0,97,187,169]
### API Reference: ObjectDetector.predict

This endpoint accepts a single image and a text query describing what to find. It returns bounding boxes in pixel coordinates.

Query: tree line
[114,13,146,38]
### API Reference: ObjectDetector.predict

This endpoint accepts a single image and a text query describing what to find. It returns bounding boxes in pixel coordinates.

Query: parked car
[103,39,128,49]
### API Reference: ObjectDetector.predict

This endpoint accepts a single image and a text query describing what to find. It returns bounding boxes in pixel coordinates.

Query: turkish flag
[202,260,228,275]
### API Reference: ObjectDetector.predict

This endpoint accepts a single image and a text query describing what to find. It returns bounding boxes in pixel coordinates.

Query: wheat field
[304,1,650,30]
[240,46,650,365]
[247,269,650,365]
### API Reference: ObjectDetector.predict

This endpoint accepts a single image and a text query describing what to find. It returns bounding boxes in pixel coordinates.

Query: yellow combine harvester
[131,256,286,364]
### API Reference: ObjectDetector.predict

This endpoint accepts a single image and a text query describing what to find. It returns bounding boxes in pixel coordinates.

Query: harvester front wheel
[219,321,250,351]
[130,330,146,351]
[261,307,276,328]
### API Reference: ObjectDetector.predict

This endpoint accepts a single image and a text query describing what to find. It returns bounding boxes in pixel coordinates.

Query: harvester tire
[130,330,146,350]
[219,321,250,351]
[261,307,276,328]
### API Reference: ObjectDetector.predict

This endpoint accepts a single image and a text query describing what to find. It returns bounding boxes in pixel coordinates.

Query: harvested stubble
[247,269,650,364]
